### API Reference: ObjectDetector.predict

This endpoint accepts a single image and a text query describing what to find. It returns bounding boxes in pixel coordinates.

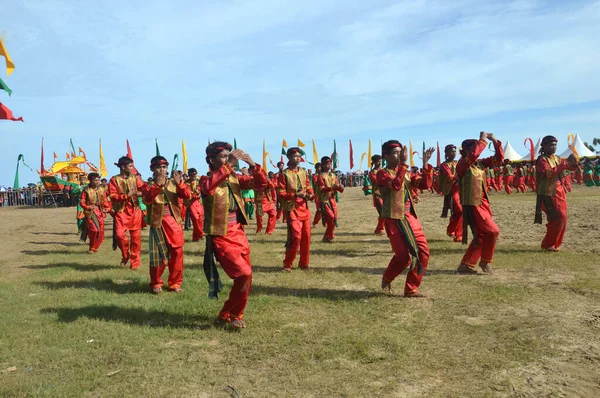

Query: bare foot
[479,262,494,274]
[404,290,426,298]
[152,286,162,294]
[381,278,392,293]
[231,319,246,329]
[457,263,478,274]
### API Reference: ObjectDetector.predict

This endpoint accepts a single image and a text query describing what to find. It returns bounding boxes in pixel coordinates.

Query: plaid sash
[320,201,339,227]
[203,235,223,299]
[534,195,558,224]
[148,226,170,267]
[79,212,100,242]
[395,218,424,275]
[462,206,478,246]
[441,194,451,218]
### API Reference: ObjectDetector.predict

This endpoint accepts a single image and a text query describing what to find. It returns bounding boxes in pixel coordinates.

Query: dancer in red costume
[368,155,385,235]
[439,144,462,242]
[274,161,286,222]
[142,156,191,293]
[109,156,145,269]
[79,173,110,253]
[502,160,514,195]
[534,136,577,252]
[184,168,205,241]
[315,156,344,242]
[311,163,322,228]
[377,141,434,297]
[201,142,267,329]
[277,147,314,271]
[456,132,504,274]
[255,169,277,234]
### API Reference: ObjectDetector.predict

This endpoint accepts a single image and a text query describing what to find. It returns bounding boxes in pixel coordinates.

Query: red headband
[382,143,400,155]
[151,159,169,167]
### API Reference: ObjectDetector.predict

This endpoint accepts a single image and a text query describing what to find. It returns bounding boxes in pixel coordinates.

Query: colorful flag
[349,140,354,169]
[368,139,372,169]
[436,141,441,167]
[298,139,305,147]
[0,40,15,76]
[262,139,269,173]
[14,154,33,189]
[53,152,58,160]
[40,138,46,175]
[171,154,179,174]
[0,77,12,96]
[282,139,288,148]
[66,153,71,160]
[0,102,23,122]
[78,146,86,159]
[99,139,107,178]
[312,139,319,164]
[182,140,188,174]
[155,138,161,156]
[332,140,338,170]
[233,138,239,171]
[126,139,139,174]
[409,141,414,167]
[360,152,367,172]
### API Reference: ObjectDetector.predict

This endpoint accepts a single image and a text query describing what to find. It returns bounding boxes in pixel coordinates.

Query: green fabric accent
[395,218,423,275]
[148,227,170,267]
[203,236,223,299]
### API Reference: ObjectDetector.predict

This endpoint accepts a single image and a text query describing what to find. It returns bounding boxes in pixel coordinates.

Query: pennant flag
[126,139,140,174]
[436,141,441,167]
[368,139,372,169]
[40,138,46,175]
[423,141,426,159]
[360,152,367,172]
[234,138,240,171]
[298,139,306,148]
[0,102,23,122]
[78,146,87,160]
[69,138,76,157]
[567,134,580,159]
[155,138,161,156]
[332,140,339,170]
[14,154,33,189]
[312,139,319,164]
[0,77,12,96]
[66,153,71,160]
[349,140,354,169]
[409,141,414,167]
[99,139,108,178]
[262,139,269,172]
[53,152,58,160]
[182,140,188,174]
[0,40,15,76]
[171,154,179,173]
[282,139,288,148]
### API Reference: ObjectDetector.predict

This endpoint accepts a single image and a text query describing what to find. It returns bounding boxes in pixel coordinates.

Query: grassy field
[1,186,599,397]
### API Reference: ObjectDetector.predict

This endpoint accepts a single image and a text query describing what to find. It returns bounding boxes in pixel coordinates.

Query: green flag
[13,154,32,189]
[0,77,12,96]
[233,138,239,171]
[332,140,338,170]
[155,139,161,156]
[171,154,179,174]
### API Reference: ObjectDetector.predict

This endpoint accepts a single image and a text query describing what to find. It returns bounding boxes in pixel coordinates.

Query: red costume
[439,160,462,241]
[311,172,322,227]
[316,170,344,241]
[255,173,277,234]
[79,185,109,252]
[368,168,385,234]
[201,163,267,322]
[457,138,504,269]
[142,178,191,291]
[535,154,574,251]
[277,166,314,270]
[502,164,514,195]
[185,176,205,241]
[108,174,145,269]
[377,164,430,294]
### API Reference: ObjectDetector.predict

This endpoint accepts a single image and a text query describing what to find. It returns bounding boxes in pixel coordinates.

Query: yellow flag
[182,140,188,174]
[567,134,579,160]
[312,139,318,164]
[99,139,107,177]
[282,139,288,148]
[367,140,372,169]
[262,139,270,172]
[360,152,367,172]
[0,40,15,76]
[298,139,306,147]
[409,141,414,167]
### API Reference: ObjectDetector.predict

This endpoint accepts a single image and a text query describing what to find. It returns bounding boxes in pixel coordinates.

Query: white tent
[558,134,596,159]
[503,141,523,161]
[520,137,541,162]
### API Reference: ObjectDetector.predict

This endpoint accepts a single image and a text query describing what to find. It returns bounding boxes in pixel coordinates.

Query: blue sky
[1,0,599,185]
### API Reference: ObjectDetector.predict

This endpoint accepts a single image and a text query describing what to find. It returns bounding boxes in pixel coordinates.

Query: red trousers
[504,176,513,195]
[322,199,338,240]
[188,201,205,241]
[284,217,311,269]
[373,196,384,234]
[86,215,105,252]
[461,200,499,266]
[149,215,185,290]
[256,207,276,234]
[514,177,525,193]
[383,213,429,294]
[114,208,142,269]
[446,191,463,240]
[541,186,568,250]
[213,222,253,321]
[312,201,322,226]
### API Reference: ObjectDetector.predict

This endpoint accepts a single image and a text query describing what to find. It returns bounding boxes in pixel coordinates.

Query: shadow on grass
[251,284,377,301]
[27,241,83,247]
[34,278,149,294]
[21,263,115,272]
[310,249,384,258]
[22,249,79,256]
[30,231,76,236]
[41,305,213,329]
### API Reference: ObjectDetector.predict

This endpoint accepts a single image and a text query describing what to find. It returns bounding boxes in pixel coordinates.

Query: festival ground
[1,186,599,397]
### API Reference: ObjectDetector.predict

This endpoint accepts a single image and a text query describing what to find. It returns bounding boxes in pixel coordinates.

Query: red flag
[126,139,140,174]
[0,102,24,122]
[40,138,46,174]
[53,152,58,160]
[78,146,86,159]
[349,140,354,169]
[66,153,71,160]
[436,141,441,167]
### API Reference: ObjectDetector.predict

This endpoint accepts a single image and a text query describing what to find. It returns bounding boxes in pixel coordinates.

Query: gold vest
[202,173,248,236]
[280,167,309,212]
[184,177,200,207]
[110,174,140,213]
[379,168,414,220]
[318,172,337,203]
[146,179,184,228]
[438,161,457,195]
[458,161,488,206]
[536,155,560,196]
[82,186,106,218]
